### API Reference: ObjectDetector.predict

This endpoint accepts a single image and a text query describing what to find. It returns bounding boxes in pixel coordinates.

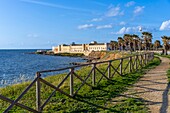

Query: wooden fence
[0,52,154,113]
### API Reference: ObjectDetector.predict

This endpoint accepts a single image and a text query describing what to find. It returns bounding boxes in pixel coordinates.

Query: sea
[0,49,84,87]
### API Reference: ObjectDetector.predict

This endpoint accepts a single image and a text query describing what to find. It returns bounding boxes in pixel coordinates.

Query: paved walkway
[108,57,170,113]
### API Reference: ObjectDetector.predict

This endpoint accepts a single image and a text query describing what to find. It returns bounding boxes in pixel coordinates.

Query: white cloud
[78,24,94,30]
[113,26,141,34]
[20,0,91,12]
[134,6,145,15]
[160,20,170,31]
[141,26,158,32]
[96,24,112,29]
[115,27,127,34]
[91,18,103,22]
[119,21,126,25]
[27,34,39,38]
[125,1,135,7]
[106,6,124,17]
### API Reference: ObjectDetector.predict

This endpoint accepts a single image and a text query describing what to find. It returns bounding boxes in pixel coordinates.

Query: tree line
[109,32,170,55]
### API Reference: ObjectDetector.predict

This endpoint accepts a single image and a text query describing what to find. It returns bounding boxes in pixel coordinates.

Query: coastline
[0,49,86,87]
[32,50,85,57]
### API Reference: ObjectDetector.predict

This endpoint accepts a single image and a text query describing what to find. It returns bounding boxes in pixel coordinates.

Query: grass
[0,56,161,113]
[54,53,84,57]
[166,70,170,83]
[156,53,170,83]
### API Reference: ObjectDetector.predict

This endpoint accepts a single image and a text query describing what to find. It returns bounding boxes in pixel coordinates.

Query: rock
[114,53,122,59]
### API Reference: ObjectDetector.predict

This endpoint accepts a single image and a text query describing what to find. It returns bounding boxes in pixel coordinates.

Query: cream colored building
[52,41,109,56]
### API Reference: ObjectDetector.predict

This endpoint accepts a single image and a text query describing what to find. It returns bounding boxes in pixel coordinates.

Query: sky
[1,0,170,49]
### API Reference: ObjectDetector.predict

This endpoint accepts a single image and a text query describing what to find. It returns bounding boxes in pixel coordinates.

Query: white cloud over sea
[160,20,170,31]
[96,24,112,29]
[112,26,141,34]
[105,5,124,17]
[125,1,135,7]
[134,6,145,15]
[78,24,94,30]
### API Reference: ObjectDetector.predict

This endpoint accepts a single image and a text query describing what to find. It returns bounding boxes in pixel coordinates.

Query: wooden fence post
[129,56,132,73]
[146,54,148,64]
[108,61,111,78]
[148,53,151,61]
[150,52,154,61]
[135,55,138,70]
[70,68,74,96]
[36,72,41,112]
[92,64,96,86]
[140,55,143,68]
[144,54,147,65]
[152,52,154,60]
[120,58,123,75]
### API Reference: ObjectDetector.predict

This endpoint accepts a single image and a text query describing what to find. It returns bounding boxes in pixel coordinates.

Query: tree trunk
[145,45,147,51]
[163,45,168,55]
[129,43,131,52]
[138,42,141,51]
[133,42,136,52]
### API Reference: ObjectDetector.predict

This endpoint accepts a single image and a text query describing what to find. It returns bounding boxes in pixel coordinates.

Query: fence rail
[0,52,154,113]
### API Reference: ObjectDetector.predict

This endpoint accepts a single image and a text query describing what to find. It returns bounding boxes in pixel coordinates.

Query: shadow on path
[160,83,170,113]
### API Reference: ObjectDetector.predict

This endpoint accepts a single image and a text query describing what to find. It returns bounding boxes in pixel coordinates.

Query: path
[108,57,170,113]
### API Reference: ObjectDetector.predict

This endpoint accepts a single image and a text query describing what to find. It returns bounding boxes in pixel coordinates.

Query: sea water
[0,49,84,87]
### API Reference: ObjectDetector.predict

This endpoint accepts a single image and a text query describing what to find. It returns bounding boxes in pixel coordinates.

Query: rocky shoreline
[29,50,125,66]
[28,50,85,57]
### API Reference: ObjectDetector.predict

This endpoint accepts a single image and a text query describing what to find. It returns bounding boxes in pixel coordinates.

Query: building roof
[71,44,82,46]
[89,43,105,45]
[62,44,69,46]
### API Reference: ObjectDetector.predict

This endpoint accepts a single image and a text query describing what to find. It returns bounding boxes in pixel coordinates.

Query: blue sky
[1,0,170,49]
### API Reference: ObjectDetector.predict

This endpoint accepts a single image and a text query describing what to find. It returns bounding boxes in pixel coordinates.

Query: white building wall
[52,43,109,55]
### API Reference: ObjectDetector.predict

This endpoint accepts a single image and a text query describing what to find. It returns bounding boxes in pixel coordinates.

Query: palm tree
[154,40,161,50]
[161,36,170,55]
[148,33,153,50]
[110,40,118,51]
[124,34,134,52]
[138,38,142,51]
[123,34,131,51]
[117,37,124,51]
[142,32,152,50]
[132,34,139,51]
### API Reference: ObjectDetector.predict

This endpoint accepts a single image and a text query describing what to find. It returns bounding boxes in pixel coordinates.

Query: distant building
[52,41,109,56]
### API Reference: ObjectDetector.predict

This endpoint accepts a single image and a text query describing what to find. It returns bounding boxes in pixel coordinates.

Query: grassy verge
[156,53,170,83]
[166,70,170,83]
[0,57,160,112]
[54,53,84,57]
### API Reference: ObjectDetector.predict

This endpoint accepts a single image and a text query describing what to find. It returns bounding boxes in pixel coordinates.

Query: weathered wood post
[142,54,144,66]
[129,56,132,73]
[135,55,138,70]
[69,68,74,96]
[92,64,96,86]
[120,58,123,76]
[148,53,151,61]
[108,61,111,78]
[150,52,154,61]
[144,53,147,65]
[36,72,41,112]
[152,52,154,60]
[140,55,143,68]
[146,53,148,64]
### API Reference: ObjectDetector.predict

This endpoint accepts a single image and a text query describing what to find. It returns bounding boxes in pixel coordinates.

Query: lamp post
[139,27,143,52]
